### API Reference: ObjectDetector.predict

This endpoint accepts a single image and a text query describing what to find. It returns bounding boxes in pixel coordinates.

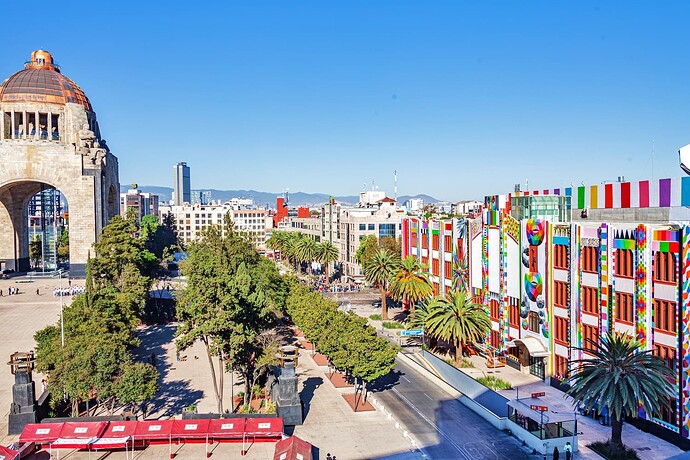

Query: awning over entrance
[506,337,549,357]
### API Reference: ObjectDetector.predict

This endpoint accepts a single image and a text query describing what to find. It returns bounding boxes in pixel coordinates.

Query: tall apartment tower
[173,162,190,205]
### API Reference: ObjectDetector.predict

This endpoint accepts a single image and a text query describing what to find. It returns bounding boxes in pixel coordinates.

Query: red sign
[531,392,546,398]
[530,405,548,412]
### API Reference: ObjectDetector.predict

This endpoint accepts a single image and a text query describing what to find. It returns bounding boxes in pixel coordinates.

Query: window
[379,223,396,239]
[433,282,439,296]
[422,236,428,249]
[368,223,375,231]
[359,224,366,231]
[432,259,440,276]
[554,244,568,269]
[444,235,452,251]
[555,355,569,378]
[654,343,677,374]
[444,261,452,279]
[411,232,417,247]
[581,286,599,315]
[554,281,568,308]
[421,256,428,268]
[658,399,677,426]
[615,292,634,324]
[490,330,499,348]
[509,299,520,328]
[490,299,499,321]
[554,316,568,345]
[528,311,539,333]
[582,246,598,273]
[582,324,599,353]
[615,249,634,278]
[654,252,677,283]
[432,234,439,251]
[653,299,676,333]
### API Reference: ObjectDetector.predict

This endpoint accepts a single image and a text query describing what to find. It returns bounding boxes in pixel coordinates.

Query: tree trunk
[218,353,225,413]
[610,417,624,449]
[203,338,222,414]
[455,340,462,365]
[380,285,388,320]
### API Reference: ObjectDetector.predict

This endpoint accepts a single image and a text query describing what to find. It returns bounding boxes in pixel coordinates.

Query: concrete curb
[396,352,462,399]
[369,394,428,460]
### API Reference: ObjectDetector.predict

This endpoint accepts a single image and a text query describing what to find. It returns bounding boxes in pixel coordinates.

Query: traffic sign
[531,392,546,398]
[400,329,424,337]
[530,405,548,412]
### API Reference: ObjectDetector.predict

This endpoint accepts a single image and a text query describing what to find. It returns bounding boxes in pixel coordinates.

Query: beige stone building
[0,50,119,276]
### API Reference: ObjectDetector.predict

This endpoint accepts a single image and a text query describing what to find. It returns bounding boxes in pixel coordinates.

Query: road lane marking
[391,387,469,459]
[424,393,432,400]
[402,376,411,383]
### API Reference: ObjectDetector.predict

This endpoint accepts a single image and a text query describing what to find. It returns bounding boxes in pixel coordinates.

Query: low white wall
[506,419,578,454]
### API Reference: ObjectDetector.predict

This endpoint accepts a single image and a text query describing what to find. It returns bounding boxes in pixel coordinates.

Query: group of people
[553,442,573,460]
[53,286,85,297]
[0,286,20,296]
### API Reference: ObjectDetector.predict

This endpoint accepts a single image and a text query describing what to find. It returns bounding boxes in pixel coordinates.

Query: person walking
[564,441,572,460]
[553,446,560,460]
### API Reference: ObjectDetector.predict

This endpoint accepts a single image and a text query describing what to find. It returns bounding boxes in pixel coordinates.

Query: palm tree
[390,256,433,318]
[406,298,439,347]
[296,237,318,275]
[425,289,490,364]
[319,241,339,280]
[363,249,399,320]
[567,331,674,450]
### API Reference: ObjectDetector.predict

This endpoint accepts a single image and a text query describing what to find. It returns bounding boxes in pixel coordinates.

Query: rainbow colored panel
[613,239,635,250]
[652,241,679,253]
[654,230,678,241]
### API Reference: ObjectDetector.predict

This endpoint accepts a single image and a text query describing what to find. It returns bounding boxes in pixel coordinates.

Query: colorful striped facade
[402,212,690,440]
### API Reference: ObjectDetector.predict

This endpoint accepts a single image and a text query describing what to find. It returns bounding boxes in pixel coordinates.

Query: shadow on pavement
[300,376,323,420]
[367,369,401,393]
[133,324,204,418]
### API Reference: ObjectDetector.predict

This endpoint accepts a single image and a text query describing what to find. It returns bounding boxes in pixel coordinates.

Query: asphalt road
[373,356,532,460]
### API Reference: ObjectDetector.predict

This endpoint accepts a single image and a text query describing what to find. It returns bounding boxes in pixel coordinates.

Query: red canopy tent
[171,419,211,441]
[132,420,174,444]
[273,436,312,460]
[19,423,64,445]
[207,418,245,442]
[245,417,283,440]
[90,420,138,450]
[51,421,108,449]
[0,446,19,460]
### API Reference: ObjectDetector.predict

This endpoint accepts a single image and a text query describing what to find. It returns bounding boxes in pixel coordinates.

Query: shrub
[383,321,404,329]
[476,376,512,390]
[588,441,640,460]
[460,358,474,368]
[369,314,382,320]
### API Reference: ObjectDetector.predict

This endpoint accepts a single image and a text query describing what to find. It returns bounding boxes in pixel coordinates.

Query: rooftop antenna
[394,170,398,202]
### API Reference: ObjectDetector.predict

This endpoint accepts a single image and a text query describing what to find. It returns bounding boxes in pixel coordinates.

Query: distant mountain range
[121,185,440,207]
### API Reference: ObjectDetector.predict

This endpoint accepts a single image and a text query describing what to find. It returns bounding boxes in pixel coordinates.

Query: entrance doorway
[529,356,545,380]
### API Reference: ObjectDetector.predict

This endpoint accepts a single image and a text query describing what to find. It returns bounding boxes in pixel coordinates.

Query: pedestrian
[176,351,180,362]
[150,353,156,366]
[553,446,560,460]
[564,441,572,460]
[326,454,332,460]
[36,288,39,296]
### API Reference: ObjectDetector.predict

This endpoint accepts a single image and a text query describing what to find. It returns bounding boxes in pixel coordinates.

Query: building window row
[582,246,598,273]
[654,299,677,333]
[615,249,634,278]
[554,244,569,270]
[654,252,677,283]
[582,324,599,353]
[554,316,568,345]
[490,299,499,321]
[554,280,568,308]
[581,286,599,315]
[615,292,634,324]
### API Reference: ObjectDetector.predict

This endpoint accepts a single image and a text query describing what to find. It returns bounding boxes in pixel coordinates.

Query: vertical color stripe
[621,182,631,208]
[590,185,598,209]
[639,181,649,208]
[605,184,613,208]
[660,178,672,207]
[578,186,585,209]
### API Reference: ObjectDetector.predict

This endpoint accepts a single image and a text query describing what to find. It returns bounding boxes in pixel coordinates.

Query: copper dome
[0,50,92,111]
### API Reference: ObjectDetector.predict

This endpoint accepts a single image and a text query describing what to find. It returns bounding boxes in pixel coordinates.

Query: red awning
[132,420,173,440]
[207,418,245,440]
[245,417,283,438]
[0,446,19,460]
[52,421,108,449]
[19,423,64,444]
[171,419,211,439]
[273,436,312,460]
[91,420,138,450]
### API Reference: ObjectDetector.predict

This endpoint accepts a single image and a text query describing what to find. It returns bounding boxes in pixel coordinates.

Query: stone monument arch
[0,50,119,276]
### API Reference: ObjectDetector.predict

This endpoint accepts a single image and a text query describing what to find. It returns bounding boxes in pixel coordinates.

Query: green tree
[318,241,339,279]
[140,214,159,244]
[114,362,160,416]
[362,249,399,320]
[425,289,490,364]
[295,236,319,275]
[176,221,284,413]
[379,237,402,262]
[57,225,69,262]
[355,235,379,266]
[29,235,42,268]
[568,331,674,450]
[390,256,433,318]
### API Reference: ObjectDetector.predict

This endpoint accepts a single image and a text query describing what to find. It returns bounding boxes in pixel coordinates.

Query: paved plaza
[0,276,416,459]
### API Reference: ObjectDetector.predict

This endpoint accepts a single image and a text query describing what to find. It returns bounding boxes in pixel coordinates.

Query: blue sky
[3,1,690,201]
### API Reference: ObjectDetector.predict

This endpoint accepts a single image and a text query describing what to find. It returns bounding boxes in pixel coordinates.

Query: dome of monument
[0,50,92,111]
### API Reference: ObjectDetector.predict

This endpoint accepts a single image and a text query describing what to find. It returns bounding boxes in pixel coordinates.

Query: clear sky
[3,1,690,202]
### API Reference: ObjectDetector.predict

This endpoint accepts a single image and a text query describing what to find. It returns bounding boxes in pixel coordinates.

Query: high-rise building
[173,162,190,205]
